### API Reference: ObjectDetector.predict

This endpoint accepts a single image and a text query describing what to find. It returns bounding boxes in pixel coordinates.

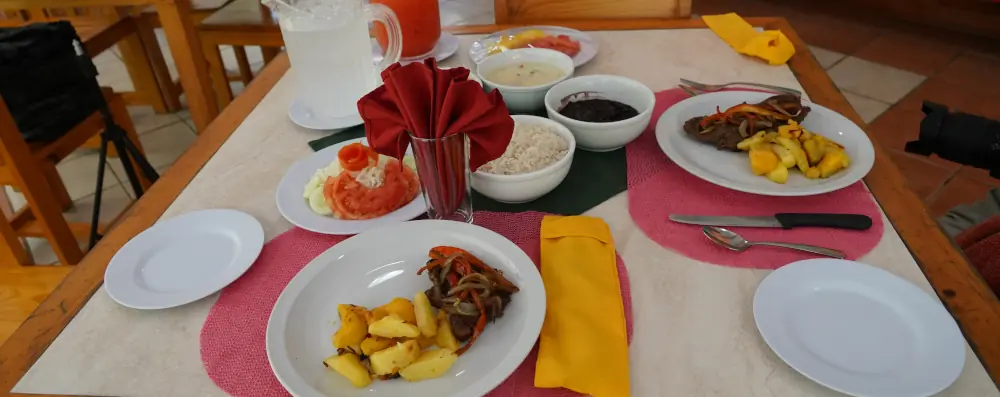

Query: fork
[679,78,802,96]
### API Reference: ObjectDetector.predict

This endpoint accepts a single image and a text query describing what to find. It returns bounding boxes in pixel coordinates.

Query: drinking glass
[371,0,441,60]
[266,0,401,118]
[408,133,473,223]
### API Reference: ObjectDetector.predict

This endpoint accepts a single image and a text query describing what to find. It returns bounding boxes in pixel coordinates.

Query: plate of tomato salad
[469,25,598,67]
[276,138,427,235]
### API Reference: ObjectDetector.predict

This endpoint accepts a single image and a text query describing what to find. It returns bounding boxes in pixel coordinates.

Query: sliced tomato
[327,166,409,220]
[338,143,378,172]
[528,35,581,57]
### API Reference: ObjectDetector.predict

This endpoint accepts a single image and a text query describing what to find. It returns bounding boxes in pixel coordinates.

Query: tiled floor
[2,0,1000,344]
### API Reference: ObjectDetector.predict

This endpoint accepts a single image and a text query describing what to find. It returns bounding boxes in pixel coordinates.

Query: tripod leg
[89,135,110,248]
[118,133,160,184]
[111,134,146,200]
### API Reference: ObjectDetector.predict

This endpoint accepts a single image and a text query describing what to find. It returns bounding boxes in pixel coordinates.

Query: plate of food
[655,92,875,196]
[275,138,426,235]
[266,220,546,397]
[470,25,597,67]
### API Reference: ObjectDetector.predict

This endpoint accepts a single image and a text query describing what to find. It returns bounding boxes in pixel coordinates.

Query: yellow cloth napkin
[702,13,795,65]
[535,215,629,397]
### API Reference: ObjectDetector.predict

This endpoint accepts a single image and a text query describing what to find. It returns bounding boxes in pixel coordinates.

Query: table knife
[669,213,873,230]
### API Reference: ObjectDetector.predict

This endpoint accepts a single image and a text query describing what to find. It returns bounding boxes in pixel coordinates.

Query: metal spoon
[703,226,846,259]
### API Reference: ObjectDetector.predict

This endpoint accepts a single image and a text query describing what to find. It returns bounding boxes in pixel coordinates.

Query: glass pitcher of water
[265,0,402,122]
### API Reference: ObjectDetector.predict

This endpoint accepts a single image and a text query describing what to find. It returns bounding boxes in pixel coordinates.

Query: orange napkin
[535,215,629,397]
[702,13,795,65]
[357,59,514,171]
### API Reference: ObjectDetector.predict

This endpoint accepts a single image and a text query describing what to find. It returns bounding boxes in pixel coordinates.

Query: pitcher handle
[365,3,402,71]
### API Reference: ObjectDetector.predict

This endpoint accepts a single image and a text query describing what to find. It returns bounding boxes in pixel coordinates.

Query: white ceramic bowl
[472,115,575,203]
[544,75,656,151]
[477,48,575,113]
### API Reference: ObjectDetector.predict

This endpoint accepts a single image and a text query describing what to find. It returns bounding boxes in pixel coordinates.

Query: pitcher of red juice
[372,0,441,60]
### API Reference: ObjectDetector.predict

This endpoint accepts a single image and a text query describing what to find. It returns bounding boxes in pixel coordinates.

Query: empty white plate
[754,259,966,397]
[288,100,364,131]
[105,209,265,310]
[373,32,461,64]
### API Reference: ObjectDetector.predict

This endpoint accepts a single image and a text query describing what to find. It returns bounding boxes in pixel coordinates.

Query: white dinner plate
[266,220,546,397]
[105,209,264,310]
[275,137,427,235]
[373,32,460,64]
[288,100,364,131]
[754,259,965,397]
[655,91,875,196]
[469,25,597,67]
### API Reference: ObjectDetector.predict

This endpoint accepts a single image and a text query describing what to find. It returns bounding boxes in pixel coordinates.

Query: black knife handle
[774,213,873,230]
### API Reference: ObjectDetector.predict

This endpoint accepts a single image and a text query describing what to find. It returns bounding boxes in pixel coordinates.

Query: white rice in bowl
[478,123,569,175]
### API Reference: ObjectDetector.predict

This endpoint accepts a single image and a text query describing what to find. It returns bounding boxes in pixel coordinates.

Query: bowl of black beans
[543,75,655,151]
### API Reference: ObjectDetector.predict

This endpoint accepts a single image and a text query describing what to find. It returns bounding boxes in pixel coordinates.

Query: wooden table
[2,18,1000,397]
[0,0,219,133]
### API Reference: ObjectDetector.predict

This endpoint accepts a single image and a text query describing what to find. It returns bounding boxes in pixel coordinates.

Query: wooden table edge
[2,17,998,396]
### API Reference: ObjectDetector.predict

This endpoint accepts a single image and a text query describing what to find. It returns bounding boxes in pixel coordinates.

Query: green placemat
[306,123,627,215]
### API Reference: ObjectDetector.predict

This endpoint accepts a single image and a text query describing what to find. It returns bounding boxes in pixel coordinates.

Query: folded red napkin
[358,59,514,171]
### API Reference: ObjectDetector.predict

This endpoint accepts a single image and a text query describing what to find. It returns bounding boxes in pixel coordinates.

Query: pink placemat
[624,89,884,269]
[201,211,632,397]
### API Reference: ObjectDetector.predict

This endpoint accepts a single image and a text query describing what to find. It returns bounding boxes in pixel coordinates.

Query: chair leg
[136,15,183,113]
[41,164,73,211]
[204,41,234,111]
[115,16,170,113]
[233,45,254,86]
[109,94,153,191]
[262,47,280,65]
[0,189,30,266]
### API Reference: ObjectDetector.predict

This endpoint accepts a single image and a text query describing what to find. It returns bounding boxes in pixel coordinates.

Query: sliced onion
[738,119,749,138]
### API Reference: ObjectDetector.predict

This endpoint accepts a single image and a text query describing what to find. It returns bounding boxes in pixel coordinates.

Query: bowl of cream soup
[477,48,574,113]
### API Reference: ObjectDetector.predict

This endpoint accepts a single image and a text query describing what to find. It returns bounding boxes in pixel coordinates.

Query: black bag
[0,21,105,142]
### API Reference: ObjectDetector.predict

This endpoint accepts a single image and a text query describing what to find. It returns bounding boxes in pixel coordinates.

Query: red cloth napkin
[358,58,514,171]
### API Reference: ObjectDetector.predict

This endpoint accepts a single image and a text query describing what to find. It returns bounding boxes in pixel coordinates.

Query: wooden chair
[0,89,150,266]
[0,7,173,114]
[135,0,258,112]
[494,0,692,23]
[198,0,281,109]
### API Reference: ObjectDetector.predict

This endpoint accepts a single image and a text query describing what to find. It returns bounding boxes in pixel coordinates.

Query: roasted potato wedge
[333,307,368,348]
[399,349,459,382]
[766,164,788,184]
[413,292,438,338]
[369,314,420,338]
[380,298,417,325]
[369,340,421,375]
[436,312,460,351]
[324,353,372,388]
[416,334,437,349]
[360,336,396,356]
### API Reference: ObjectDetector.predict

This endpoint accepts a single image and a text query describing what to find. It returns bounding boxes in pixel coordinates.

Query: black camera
[905,101,1000,179]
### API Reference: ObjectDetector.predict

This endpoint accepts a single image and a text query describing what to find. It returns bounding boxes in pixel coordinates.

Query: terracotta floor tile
[936,51,1000,91]
[786,13,882,54]
[867,107,961,170]
[896,78,1000,121]
[885,149,954,199]
[928,176,997,218]
[852,32,962,76]
[958,166,1000,188]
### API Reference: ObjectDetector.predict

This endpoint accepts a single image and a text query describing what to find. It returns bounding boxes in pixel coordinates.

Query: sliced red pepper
[455,290,487,355]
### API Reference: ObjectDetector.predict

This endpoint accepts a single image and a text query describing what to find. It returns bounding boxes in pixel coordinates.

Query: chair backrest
[494,0,692,24]
[0,7,115,27]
